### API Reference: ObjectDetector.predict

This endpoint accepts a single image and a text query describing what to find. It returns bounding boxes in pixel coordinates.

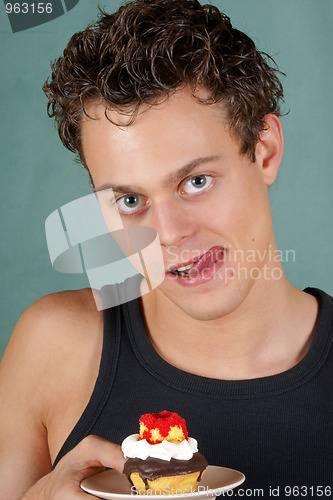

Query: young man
[0,0,332,498]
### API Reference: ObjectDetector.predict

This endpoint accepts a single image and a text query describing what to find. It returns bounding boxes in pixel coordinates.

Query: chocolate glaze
[123,452,208,490]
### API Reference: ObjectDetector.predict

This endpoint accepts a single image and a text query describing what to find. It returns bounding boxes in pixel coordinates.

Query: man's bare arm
[0,290,105,498]
[0,298,55,497]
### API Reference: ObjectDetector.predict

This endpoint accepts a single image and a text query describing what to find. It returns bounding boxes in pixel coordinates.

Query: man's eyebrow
[95,155,222,194]
[162,155,221,187]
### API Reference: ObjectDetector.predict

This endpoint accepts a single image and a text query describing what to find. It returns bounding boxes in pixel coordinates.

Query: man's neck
[141,275,319,380]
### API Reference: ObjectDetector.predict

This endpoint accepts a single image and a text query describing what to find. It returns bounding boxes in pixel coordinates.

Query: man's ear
[255,114,284,186]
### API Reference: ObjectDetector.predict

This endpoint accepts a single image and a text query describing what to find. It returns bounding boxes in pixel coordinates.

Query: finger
[78,488,106,499]
[61,487,104,500]
[70,435,127,473]
[72,490,103,499]
[76,476,108,499]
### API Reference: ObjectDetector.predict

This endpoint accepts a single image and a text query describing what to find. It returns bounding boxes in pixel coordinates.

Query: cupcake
[122,411,208,495]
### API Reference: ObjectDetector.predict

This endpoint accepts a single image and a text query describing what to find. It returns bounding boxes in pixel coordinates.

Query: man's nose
[149,199,197,248]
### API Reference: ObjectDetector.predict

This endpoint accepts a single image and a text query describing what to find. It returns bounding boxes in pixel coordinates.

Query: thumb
[70,435,127,473]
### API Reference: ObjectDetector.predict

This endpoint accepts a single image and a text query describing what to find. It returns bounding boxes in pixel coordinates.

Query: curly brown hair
[43,0,284,167]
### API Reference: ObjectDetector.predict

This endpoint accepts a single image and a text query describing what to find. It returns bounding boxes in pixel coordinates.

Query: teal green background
[0,1,332,359]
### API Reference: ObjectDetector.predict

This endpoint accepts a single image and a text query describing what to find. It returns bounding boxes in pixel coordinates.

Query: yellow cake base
[130,470,206,495]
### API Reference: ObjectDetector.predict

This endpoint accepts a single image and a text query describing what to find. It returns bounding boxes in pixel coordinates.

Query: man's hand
[21,435,127,499]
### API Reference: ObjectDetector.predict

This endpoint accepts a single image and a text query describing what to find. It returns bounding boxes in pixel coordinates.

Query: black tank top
[53,286,333,495]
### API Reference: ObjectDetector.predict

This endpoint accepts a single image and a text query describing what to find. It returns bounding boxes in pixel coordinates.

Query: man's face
[81,88,277,321]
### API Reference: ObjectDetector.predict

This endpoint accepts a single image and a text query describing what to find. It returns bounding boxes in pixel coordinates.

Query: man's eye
[116,194,146,214]
[181,174,213,195]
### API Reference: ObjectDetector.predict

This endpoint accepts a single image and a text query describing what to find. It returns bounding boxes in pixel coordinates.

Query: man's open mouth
[169,246,224,277]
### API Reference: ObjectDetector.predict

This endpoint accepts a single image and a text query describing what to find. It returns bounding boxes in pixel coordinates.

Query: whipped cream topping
[121,433,198,461]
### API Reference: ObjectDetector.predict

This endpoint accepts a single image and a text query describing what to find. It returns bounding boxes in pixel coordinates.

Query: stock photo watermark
[166,244,296,283]
[45,189,298,310]
[130,484,332,497]
[131,485,232,496]
[3,0,80,32]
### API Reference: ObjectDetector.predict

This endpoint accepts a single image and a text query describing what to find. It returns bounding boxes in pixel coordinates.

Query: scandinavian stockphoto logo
[4,0,80,32]
[45,189,165,311]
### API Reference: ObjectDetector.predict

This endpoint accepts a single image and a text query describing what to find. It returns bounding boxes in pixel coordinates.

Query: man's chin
[155,272,256,322]
[157,288,236,322]
[180,307,232,322]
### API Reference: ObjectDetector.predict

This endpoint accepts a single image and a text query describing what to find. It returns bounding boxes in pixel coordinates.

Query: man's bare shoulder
[0,290,106,491]
[2,287,104,395]
[12,288,102,341]
[5,287,104,398]
[25,287,100,317]
[0,289,105,463]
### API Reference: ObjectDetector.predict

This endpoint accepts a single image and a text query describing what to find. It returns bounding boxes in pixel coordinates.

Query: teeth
[176,262,195,272]
[169,261,196,276]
